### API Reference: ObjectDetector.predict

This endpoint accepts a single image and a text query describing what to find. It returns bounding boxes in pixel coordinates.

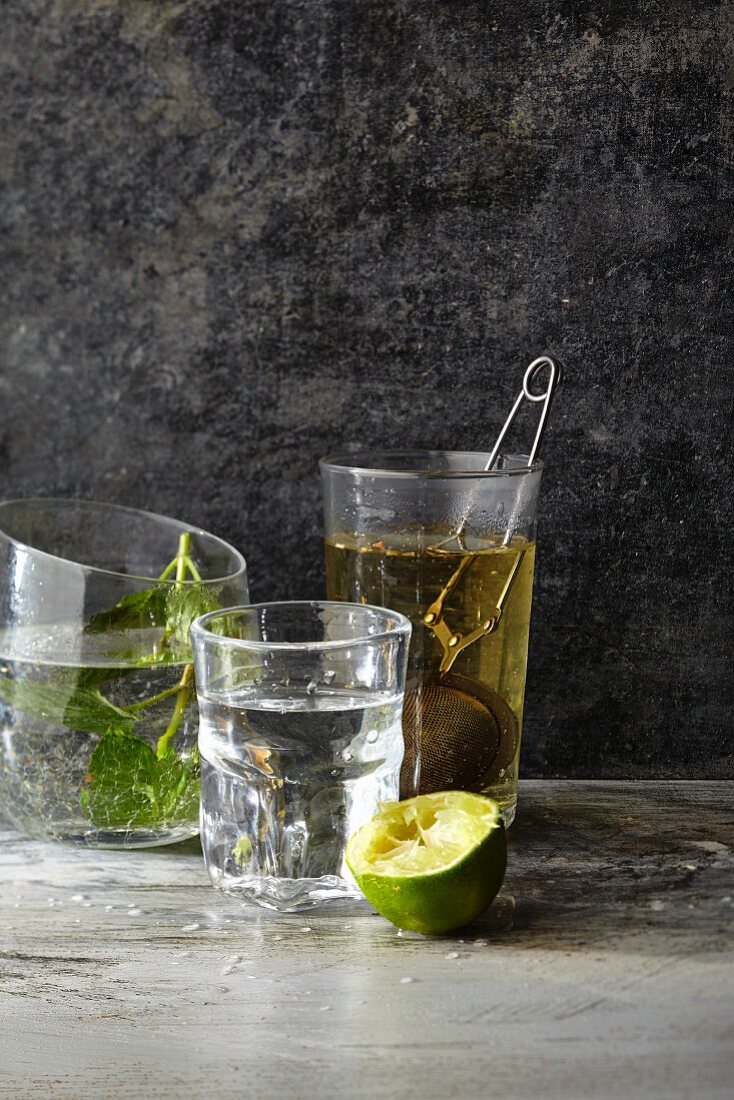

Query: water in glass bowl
[0,626,200,847]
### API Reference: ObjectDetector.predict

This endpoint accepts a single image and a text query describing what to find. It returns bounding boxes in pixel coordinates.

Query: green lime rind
[346,791,507,936]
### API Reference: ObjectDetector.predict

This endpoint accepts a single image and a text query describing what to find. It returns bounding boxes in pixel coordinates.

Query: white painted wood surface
[2,780,733,1099]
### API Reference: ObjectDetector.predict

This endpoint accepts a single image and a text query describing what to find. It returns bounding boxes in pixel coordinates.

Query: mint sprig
[80,532,209,829]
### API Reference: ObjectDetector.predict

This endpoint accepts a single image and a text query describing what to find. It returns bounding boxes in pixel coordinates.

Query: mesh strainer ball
[399,673,519,798]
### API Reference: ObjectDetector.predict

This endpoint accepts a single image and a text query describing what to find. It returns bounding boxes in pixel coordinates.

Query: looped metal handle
[485,355,564,471]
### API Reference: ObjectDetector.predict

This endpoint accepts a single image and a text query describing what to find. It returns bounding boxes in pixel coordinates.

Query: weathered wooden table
[2,781,732,1099]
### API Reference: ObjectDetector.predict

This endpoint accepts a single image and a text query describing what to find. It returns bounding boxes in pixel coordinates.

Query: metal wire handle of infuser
[424,355,563,675]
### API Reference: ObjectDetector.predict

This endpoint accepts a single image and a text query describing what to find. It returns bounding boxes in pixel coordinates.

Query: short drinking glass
[191,601,411,911]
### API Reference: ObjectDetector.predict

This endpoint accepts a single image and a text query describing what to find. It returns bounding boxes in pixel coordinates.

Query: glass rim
[319,449,544,479]
[191,599,412,652]
[0,497,248,587]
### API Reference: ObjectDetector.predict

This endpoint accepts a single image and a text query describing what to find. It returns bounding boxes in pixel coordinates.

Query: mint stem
[122,682,185,712]
[156,664,194,758]
[154,534,198,757]
[174,533,190,586]
[184,557,201,582]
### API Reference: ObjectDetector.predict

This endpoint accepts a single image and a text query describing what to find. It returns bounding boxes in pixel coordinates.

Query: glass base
[219,874,359,913]
[500,800,517,828]
[1,809,199,849]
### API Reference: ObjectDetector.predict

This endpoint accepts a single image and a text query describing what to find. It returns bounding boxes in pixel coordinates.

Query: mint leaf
[81,731,160,828]
[155,750,200,822]
[81,731,199,829]
[85,586,168,635]
[0,675,137,736]
[165,585,220,648]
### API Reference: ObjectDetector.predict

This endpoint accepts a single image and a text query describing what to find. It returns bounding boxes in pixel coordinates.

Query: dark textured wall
[1,1,732,777]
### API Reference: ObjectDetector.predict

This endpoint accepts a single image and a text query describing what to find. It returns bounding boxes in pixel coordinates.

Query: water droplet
[128,908,142,917]
[82,902,92,908]
[272,935,284,941]
[343,750,353,762]
[71,893,86,902]
[366,729,378,743]
[400,976,414,984]
[104,905,113,911]
[473,940,487,947]
[445,951,459,960]
[306,680,318,696]
[323,669,336,684]
[300,926,312,932]
[182,922,200,931]
[319,1005,331,1012]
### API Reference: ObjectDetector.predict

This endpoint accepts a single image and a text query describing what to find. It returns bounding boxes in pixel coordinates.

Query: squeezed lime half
[346,790,507,935]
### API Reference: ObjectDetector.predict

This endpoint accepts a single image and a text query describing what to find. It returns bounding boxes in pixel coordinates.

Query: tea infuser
[400,355,563,797]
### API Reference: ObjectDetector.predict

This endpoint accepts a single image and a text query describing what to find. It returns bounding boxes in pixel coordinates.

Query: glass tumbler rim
[0,496,247,587]
[319,449,544,479]
[191,599,412,653]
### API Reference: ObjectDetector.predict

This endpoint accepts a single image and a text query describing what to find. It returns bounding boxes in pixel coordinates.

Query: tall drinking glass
[0,499,248,847]
[321,451,543,825]
[191,601,411,911]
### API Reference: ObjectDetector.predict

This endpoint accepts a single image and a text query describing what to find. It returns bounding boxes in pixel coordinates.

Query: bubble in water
[182,922,200,931]
[323,670,336,684]
[366,729,378,744]
[128,908,142,917]
[445,951,459,960]
[400,976,414,984]
[306,680,318,696]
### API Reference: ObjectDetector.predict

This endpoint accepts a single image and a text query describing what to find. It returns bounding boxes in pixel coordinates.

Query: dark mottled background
[0,1,731,777]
